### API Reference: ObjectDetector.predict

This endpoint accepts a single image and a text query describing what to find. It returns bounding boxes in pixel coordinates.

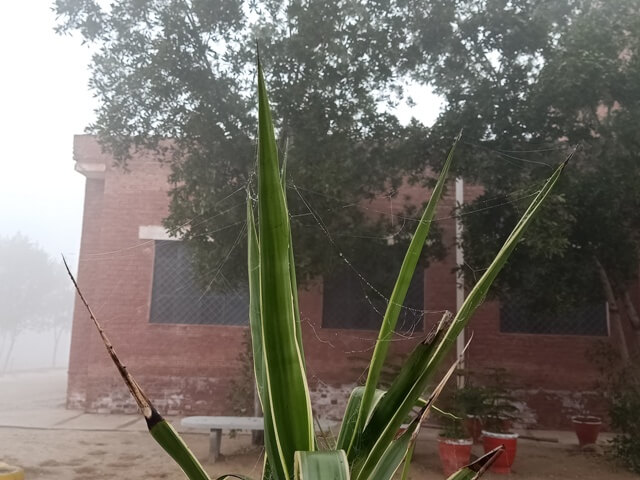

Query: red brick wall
[68,136,249,415]
[67,136,618,428]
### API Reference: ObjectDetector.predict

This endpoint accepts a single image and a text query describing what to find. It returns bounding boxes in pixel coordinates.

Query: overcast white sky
[0,2,440,265]
[0,2,95,264]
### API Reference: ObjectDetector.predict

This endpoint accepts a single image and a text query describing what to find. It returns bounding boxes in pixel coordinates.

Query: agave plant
[66,58,569,480]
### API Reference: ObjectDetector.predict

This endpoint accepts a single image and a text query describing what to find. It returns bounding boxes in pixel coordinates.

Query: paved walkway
[0,369,616,446]
[0,369,151,432]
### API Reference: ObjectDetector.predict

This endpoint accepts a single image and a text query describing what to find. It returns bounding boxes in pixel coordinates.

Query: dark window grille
[150,240,248,326]
[500,298,608,336]
[322,266,424,331]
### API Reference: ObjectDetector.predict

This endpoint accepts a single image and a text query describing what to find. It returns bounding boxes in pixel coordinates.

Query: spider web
[71,140,566,351]
[68,141,568,463]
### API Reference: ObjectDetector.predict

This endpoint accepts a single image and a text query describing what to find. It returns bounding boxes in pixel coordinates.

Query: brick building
[67,134,622,428]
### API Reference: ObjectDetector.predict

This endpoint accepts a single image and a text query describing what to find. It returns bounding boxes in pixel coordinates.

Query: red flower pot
[464,415,483,444]
[572,416,602,446]
[482,431,518,474]
[438,438,473,477]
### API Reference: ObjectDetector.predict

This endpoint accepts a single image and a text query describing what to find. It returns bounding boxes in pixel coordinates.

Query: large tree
[56,0,640,357]
[405,0,640,358]
[54,0,443,294]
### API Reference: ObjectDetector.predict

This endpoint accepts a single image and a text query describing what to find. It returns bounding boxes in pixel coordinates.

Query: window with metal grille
[150,240,249,325]
[500,299,608,336]
[322,266,424,331]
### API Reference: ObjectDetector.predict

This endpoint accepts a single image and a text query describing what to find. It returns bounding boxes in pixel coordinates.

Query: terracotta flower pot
[482,431,518,474]
[464,415,483,443]
[572,416,602,446]
[438,438,473,477]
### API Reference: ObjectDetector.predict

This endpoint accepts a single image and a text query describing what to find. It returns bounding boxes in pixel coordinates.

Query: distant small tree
[0,234,73,371]
[44,267,74,367]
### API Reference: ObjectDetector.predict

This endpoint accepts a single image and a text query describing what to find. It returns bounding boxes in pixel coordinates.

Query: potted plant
[569,392,603,447]
[438,414,473,477]
[481,370,519,474]
[571,414,602,447]
[455,383,488,443]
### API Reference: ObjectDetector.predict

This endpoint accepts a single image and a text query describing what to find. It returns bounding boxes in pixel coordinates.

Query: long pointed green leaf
[294,451,350,480]
[399,442,415,480]
[367,369,458,480]
[411,155,571,406]
[346,312,452,466]
[62,257,210,480]
[215,475,255,480]
[445,446,504,480]
[352,134,461,455]
[262,455,273,480]
[247,195,277,480]
[368,354,458,480]
[355,333,469,480]
[285,206,307,372]
[367,412,421,480]
[353,154,567,479]
[289,228,306,366]
[393,344,470,480]
[257,58,314,479]
[247,195,265,405]
[148,417,211,480]
[279,137,306,368]
[456,155,571,318]
[336,387,385,451]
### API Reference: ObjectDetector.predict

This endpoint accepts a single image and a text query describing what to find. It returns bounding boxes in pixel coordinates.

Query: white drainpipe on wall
[455,177,466,388]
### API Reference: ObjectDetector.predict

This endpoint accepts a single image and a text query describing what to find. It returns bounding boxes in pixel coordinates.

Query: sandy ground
[1,427,638,480]
[0,370,637,479]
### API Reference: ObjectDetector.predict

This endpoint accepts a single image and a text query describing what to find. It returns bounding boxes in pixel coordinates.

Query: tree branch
[621,290,640,354]
[595,257,630,362]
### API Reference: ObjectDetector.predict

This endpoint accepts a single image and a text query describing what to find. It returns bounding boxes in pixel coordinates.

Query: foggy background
[0,3,95,372]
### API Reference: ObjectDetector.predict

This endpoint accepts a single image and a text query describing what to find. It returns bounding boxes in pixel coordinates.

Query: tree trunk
[621,290,640,354]
[1,333,17,373]
[0,334,5,375]
[595,258,630,362]
[52,327,63,368]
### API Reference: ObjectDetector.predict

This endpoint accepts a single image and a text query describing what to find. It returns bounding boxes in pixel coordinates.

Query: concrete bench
[181,416,264,463]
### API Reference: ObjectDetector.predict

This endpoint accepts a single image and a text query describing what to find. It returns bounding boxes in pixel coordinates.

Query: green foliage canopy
[406,1,640,332]
[55,0,441,289]
[56,0,640,350]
